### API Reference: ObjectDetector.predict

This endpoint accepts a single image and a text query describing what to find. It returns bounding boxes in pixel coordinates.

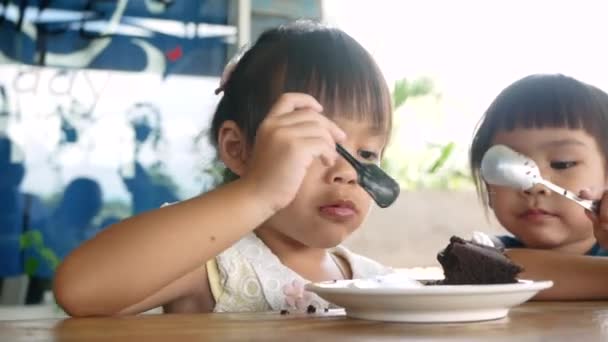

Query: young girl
[469,74,608,299]
[53,20,395,316]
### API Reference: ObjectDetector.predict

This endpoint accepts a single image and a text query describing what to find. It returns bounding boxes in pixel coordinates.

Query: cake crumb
[306,305,316,314]
[324,307,329,312]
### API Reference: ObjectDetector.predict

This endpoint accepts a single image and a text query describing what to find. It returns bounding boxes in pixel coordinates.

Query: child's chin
[307,232,349,248]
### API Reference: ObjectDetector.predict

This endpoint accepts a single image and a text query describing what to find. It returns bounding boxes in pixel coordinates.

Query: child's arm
[506,248,608,300]
[54,180,274,317]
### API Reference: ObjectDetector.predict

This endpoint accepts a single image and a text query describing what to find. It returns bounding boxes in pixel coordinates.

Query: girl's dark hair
[470,74,608,208]
[210,20,392,181]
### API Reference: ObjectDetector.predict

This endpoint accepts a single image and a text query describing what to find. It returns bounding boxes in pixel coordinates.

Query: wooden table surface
[1,302,607,342]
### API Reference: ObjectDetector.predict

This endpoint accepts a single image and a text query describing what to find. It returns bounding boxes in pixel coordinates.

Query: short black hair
[470,74,608,208]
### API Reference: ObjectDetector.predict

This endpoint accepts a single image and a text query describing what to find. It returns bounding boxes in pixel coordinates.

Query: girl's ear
[217,120,248,176]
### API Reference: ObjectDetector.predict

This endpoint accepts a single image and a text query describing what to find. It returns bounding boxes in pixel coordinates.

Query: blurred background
[1,0,608,316]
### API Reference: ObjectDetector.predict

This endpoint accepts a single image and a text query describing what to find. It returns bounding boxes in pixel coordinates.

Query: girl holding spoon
[470,74,608,300]
[53,20,402,317]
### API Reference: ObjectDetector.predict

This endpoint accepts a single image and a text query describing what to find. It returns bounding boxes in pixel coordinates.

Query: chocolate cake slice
[437,236,523,285]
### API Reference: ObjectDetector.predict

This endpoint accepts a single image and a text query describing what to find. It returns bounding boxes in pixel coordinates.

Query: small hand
[580,188,608,249]
[241,93,346,213]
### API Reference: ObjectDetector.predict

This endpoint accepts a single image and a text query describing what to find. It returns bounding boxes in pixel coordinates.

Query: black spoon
[335,144,400,208]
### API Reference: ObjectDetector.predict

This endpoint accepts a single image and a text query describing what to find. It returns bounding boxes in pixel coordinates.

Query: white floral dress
[206,233,392,312]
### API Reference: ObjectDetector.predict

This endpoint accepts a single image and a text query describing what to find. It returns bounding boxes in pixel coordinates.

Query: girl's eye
[358,149,379,162]
[550,161,578,170]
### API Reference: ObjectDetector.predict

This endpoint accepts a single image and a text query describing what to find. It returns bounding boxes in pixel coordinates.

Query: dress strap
[206,258,223,302]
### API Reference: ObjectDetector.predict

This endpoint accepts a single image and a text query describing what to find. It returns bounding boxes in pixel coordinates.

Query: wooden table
[1,302,607,341]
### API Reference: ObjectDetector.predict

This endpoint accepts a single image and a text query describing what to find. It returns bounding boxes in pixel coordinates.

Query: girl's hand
[580,188,608,249]
[241,93,346,213]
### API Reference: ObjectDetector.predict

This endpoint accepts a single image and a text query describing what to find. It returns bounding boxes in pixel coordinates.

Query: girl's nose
[523,183,549,196]
[328,157,358,185]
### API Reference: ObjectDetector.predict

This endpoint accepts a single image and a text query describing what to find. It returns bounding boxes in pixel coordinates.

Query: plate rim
[305,279,554,296]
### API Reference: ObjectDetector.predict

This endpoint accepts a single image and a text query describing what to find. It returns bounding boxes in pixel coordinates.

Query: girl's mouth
[519,208,557,221]
[319,200,357,220]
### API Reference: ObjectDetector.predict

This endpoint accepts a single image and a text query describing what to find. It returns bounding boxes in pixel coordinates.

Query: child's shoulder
[331,245,393,278]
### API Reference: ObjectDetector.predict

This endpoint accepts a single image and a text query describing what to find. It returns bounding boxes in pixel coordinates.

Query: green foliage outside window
[383,77,473,190]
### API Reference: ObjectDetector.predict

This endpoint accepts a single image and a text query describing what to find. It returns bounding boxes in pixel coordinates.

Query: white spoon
[480,144,599,213]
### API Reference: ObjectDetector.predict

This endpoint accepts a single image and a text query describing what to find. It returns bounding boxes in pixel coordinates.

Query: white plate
[305,278,553,323]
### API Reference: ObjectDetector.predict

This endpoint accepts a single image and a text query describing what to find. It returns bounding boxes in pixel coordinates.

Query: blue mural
[0,136,50,277]
[0,0,230,304]
[0,0,232,76]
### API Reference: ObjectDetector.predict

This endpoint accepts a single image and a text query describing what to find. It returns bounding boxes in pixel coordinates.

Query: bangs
[487,75,606,137]
[279,29,392,136]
